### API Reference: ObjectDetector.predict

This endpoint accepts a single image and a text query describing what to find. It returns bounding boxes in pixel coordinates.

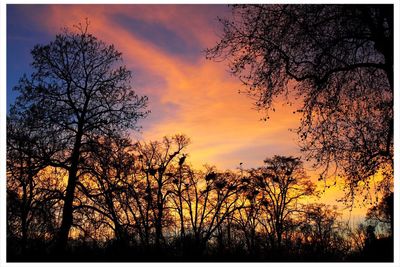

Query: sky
[7,4,302,170]
[6,4,371,220]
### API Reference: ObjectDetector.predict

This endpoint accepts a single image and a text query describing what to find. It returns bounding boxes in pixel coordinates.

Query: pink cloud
[23,4,302,170]
[13,5,371,220]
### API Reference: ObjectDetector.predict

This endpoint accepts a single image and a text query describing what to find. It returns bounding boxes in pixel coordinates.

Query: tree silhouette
[133,135,190,250]
[366,192,393,236]
[179,167,243,255]
[7,12,394,262]
[7,111,45,252]
[299,204,346,258]
[206,5,393,199]
[234,175,263,256]
[74,135,135,246]
[248,156,315,249]
[7,107,64,253]
[169,156,190,240]
[10,21,148,251]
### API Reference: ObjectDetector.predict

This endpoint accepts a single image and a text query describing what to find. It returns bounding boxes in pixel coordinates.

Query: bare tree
[10,21,148,251]
[133,135,190,249]
[169,161,189,240]
[121,166,153,247]
[300,204,343,256]
[7,113,43,252]
[7,108,65,252]
[206,5,393,199]
[181,167,243,254]
[72,135,135,245]
[234,175,263,255]
[249,156,315,248]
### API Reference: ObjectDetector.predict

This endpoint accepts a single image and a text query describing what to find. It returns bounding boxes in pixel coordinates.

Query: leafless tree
[7,108,64,252]
[10,21,148,251]
[206,5,393,200]
[179,167,243,253]
[72,135,135,245]
[234,175,263,255]
[249,156,315,248]
[300,204,343,255]
[130,135,189,249]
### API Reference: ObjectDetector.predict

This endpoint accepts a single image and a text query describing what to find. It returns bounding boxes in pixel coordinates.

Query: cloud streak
[7,4,368,219]
[26,4,300,169]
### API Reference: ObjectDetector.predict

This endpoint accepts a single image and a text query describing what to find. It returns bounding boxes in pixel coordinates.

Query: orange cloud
[17,4,372,221]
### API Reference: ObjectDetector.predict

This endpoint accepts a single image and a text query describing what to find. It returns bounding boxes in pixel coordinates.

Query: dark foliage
[7,144,393,261]
[206,4,393,201]
[8,21,148,252]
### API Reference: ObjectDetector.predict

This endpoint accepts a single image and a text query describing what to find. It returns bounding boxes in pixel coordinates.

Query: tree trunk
[155,177,165,251]
[21,183,28,253]
[178,189,185,239]
[21,209,28,253]
[55,171,77,251]
[55,128,83,252]
[277,227,282,249]
[155,209,163,250]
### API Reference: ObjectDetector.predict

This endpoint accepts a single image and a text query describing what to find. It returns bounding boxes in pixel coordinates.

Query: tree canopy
[8,22,148,250]
[206,4,393,199]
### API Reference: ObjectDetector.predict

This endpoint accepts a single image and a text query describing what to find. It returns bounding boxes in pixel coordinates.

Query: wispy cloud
[8,4,367,219]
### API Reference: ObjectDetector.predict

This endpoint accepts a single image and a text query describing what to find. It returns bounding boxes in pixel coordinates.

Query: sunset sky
[7,4,371,219]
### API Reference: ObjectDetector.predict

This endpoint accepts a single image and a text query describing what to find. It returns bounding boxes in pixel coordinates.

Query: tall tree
[10,22,148,251]
[300,204,345,257]
[206,5,393,199]
[74,135,135,245]
[182,167,243,254]
[134,135,190,250]
[7,111,43,252]
[249,156,315,248]
[7,107,64,252]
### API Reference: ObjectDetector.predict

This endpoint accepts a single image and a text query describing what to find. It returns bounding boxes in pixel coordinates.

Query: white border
[1,0,6,265]
[1,1,398,267]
